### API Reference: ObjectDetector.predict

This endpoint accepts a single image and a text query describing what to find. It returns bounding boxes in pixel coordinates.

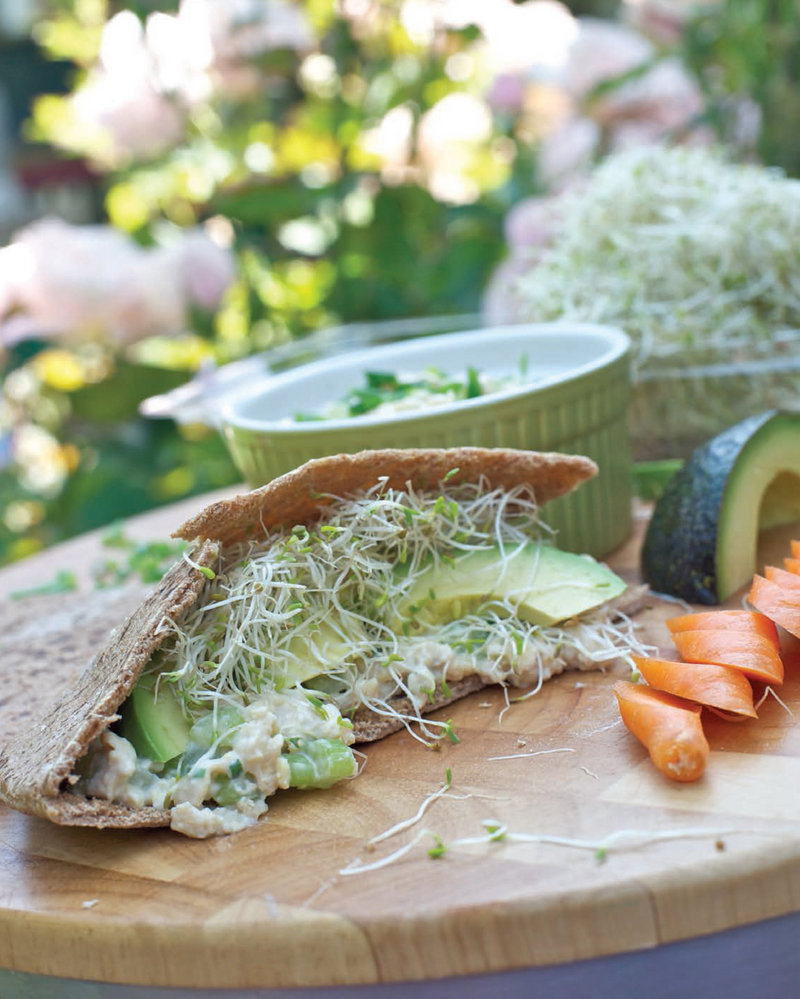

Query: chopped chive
[442,466,460,482]
[305,693,328,719]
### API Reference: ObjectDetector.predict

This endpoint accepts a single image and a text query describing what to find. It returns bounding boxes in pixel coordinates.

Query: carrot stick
[632,656,757,719]
[783,557,800,575]
[666,610,779,647]
[670,628,784,685]
[613,681,709,782]
[748,574,800,640]
[791,540,800,559]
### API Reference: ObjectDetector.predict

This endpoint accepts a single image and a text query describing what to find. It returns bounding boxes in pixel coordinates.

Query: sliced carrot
[666,610,779,647]
[613,681,709,782]
[783,557,800,575]
[632,656,757,719]
[748,574,800,640]
[764,565,800,593]
[670,628,784,685]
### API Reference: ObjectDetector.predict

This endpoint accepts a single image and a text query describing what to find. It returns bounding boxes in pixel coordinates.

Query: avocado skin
[640,410,778,605]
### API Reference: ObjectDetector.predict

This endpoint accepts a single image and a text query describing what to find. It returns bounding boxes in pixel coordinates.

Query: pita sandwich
[0,447,643,837]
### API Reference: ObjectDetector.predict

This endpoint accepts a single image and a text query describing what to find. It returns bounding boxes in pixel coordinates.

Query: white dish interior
[220,322,630,432]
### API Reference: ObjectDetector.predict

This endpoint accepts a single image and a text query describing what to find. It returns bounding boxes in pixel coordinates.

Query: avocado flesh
[718,418,800,597]
[121,675,192,764]
[641,410,800,604]
[282,623,354,687]
[393,543,626,629]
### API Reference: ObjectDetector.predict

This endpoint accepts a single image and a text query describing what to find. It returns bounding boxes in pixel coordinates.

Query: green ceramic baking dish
[220,322,632,558]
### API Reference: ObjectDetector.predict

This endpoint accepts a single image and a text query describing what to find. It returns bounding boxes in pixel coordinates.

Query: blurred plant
[680,0,800,176]
[0,0,716,563]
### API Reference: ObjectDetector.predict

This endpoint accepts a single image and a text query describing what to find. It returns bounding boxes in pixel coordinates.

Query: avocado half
[641,410,800,604]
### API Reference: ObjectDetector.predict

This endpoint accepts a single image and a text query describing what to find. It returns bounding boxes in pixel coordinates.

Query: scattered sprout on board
[9,526,190,599]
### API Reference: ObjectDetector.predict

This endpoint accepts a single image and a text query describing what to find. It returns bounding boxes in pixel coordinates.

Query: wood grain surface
[2,495,800,990]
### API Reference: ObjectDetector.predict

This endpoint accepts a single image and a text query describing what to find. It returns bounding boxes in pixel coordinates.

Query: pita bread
[0,447,596,829]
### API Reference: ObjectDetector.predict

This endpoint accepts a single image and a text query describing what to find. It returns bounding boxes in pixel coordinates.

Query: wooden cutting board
[2,494,800,990]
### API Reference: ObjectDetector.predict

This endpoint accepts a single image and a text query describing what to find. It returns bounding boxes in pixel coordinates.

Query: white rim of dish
[220,322,630,433]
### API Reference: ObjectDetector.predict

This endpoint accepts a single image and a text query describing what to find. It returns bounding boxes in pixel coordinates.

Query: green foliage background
[0,0,795,563]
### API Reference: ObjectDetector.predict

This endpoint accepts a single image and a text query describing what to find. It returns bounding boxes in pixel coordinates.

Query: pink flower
[623,0,718,46]
[594,57,704,131]
[538,116,600,189]
[0,220,235,347]
[535,21,707,188]
[69,11,187,166]
[166,228,237,310]
[487,73,528,115]
[72,77,185,165]
[503,196,562,252]
[176,0,314,96]
[482,253,536,326]
[559,19,653,100]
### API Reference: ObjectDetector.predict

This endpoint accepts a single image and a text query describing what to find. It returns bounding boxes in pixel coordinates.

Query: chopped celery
[286,738,357,789]
[209,770,259,807]
[188,705,244,750]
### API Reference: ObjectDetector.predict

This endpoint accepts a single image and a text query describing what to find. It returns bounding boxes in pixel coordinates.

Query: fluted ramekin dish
[219,322,632,557]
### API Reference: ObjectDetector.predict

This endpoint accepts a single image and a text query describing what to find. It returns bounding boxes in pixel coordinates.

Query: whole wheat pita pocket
[0,446,641,836]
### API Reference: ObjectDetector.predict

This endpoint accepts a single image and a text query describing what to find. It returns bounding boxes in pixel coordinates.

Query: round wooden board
[2,495,800,990]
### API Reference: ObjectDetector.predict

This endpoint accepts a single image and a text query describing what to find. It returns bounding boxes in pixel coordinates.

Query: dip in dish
[293,361,534,422]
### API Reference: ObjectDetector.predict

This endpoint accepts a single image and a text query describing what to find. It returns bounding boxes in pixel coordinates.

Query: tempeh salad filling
[75,477,645,837]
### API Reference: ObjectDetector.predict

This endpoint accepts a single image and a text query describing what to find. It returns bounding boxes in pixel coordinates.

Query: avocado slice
[393,543,626,629]
[120,674,192,763]
[281,623,355,687]
[641,410,800,604]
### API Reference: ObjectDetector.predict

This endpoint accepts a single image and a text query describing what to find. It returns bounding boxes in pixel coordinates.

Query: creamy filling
[77,687,356,836]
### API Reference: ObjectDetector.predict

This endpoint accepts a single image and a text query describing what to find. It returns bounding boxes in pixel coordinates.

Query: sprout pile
[495,146,800,456]
[504,146,800,366]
